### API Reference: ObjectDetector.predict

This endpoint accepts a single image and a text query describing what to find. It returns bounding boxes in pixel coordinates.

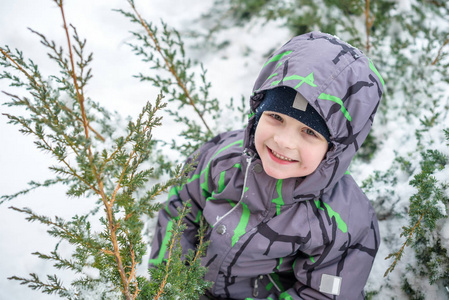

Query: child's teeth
[273,150,293,161]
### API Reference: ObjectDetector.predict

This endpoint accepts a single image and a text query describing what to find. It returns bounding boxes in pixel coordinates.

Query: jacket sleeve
[148,135,221,267]
[252,209,380,300]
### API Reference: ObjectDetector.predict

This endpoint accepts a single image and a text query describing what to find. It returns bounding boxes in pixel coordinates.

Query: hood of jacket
[244,31,384,200]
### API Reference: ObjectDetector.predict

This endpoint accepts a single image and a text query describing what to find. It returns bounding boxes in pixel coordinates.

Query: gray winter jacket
[149,31,384,299]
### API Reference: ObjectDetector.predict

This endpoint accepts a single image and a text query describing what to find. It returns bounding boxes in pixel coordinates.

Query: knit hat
[255,86,331,142]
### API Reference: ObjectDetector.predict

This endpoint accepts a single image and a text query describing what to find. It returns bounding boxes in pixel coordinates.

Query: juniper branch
[431,36,449,65]
[52,2,132,297]
[2,112,100,195]
[0,46,105,141]
[153,204,189,300]
[126,0,212,134]
[111,96,165,205]
[2,91,83,159]
[384,212,425,277]
[32,250,80,272]
[0,47,40,87]
[0,178,66,203]
[2,2,212,298]
[56,1,89,143]
[8,273,71,297]
[8,206,110,253]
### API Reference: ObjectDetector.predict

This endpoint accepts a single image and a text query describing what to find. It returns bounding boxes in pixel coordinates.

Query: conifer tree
[0,0,214,298]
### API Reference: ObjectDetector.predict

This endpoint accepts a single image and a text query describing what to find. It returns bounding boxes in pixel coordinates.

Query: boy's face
[255,111,329,179]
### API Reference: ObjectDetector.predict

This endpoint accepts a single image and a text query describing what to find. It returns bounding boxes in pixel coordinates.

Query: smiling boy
[149,32,384,299]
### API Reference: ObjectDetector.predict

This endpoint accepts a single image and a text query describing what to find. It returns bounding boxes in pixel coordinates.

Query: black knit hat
[255,86,331,142]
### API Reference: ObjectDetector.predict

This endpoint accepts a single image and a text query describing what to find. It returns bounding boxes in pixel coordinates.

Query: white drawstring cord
[267,274,282,292]
[212,153,254,227]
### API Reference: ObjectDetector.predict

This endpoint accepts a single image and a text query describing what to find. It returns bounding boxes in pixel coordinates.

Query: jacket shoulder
[187,130,245,185]
[193,130,245,160]
[321,174,379,240]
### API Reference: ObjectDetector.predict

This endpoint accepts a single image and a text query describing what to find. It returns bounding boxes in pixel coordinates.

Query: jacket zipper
[212,153,254,227]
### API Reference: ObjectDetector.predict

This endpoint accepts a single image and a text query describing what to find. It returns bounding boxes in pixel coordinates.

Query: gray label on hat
[292,92,308,111]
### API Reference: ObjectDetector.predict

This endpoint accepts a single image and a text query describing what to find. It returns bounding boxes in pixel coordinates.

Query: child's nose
[274,129,297,149]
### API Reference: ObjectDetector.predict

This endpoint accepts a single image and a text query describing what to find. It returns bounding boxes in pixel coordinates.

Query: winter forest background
[0,0,448,299]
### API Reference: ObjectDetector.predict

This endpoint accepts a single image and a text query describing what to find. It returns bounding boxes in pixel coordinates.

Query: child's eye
[269,113,283,122]
[305,128,318,137]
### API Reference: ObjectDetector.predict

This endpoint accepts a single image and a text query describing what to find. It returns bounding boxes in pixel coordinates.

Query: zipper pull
[253,277,259,297]
[253,275,264,297]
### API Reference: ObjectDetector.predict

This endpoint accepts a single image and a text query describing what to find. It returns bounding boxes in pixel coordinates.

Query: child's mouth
[268,147,298,164]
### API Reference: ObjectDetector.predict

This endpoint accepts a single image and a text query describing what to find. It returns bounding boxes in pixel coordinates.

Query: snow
[441,220,449,256]
[1,0,448,299]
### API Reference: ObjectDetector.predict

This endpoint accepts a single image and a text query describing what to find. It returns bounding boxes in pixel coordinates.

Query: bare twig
[365,0,375,52]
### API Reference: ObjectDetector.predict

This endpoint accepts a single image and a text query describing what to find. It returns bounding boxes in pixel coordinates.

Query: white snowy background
[1,0,448,299]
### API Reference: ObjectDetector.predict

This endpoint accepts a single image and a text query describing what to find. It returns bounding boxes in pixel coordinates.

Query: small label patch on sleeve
[319,274,342,296]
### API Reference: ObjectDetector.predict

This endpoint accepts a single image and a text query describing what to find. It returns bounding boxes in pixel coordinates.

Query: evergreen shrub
[0,0,217,298]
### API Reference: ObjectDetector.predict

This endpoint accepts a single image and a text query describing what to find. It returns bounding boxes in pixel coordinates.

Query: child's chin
[264,168,290,180]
